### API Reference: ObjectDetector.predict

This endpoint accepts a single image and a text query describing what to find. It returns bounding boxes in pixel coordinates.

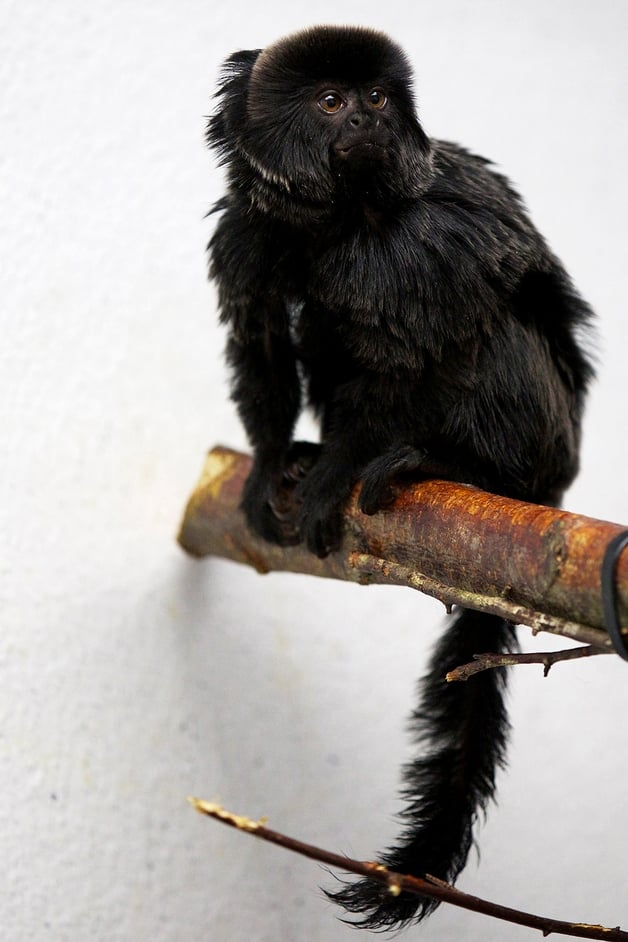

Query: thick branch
[189,798,627,941]
[177,446,628,648]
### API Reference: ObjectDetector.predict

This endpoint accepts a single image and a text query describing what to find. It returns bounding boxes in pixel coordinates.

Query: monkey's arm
[211,206,303,543]
[296,373,401,557]
[295,441,361,557]
[226,325,304,542]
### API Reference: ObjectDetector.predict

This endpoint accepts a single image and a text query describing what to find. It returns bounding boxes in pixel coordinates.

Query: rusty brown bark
[177,446,628,649]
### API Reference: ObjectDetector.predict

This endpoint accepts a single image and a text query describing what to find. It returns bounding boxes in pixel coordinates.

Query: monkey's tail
[328,609,518,929]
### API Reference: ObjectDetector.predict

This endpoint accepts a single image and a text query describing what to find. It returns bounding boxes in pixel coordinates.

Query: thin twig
[446,644,611,681]
[189,798,627,941]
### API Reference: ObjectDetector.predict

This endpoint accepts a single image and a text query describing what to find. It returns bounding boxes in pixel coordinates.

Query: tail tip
[325,877,438,930]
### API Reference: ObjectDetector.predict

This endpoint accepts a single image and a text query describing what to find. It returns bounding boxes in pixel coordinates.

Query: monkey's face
[232,26,432,216]
[315,85,391,169]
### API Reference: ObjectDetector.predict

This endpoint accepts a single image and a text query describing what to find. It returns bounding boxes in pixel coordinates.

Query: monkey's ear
[214,48,262,98]
[206,49,262,162]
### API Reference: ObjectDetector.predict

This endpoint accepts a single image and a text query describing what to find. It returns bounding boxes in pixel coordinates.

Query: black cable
[601,530,628,661]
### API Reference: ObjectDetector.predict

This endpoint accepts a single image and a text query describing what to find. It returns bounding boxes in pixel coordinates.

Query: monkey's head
[209,26,432,222]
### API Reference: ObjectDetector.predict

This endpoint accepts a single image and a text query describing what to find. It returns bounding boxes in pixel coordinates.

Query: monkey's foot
[358,445,429,515]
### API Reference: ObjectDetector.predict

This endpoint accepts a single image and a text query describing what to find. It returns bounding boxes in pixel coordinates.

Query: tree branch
[177,446,628,649]
[188,798,627,941]
[446,644,610,681]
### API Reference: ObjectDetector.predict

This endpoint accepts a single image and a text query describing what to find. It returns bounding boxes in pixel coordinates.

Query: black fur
[207,25,593,929]
[331,611,518,927]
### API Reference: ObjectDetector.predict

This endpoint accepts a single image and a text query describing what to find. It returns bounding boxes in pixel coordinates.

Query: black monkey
[207,25,593,929]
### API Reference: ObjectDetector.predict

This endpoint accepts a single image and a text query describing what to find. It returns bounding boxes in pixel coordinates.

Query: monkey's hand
[295,456,354,558]
[241,442,321,545]
[358,445,431,515]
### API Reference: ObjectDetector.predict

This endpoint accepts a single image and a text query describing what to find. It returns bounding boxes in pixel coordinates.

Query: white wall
[3,1,628,939]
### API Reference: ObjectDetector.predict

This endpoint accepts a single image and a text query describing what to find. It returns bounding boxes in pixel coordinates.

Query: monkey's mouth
[335,142,386,157]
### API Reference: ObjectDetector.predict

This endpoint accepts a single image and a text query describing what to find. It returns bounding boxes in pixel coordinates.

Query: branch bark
[177,446,628,649]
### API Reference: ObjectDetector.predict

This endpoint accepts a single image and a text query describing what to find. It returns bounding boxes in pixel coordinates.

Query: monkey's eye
[318,91,344,114]
[368,87,387,110]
